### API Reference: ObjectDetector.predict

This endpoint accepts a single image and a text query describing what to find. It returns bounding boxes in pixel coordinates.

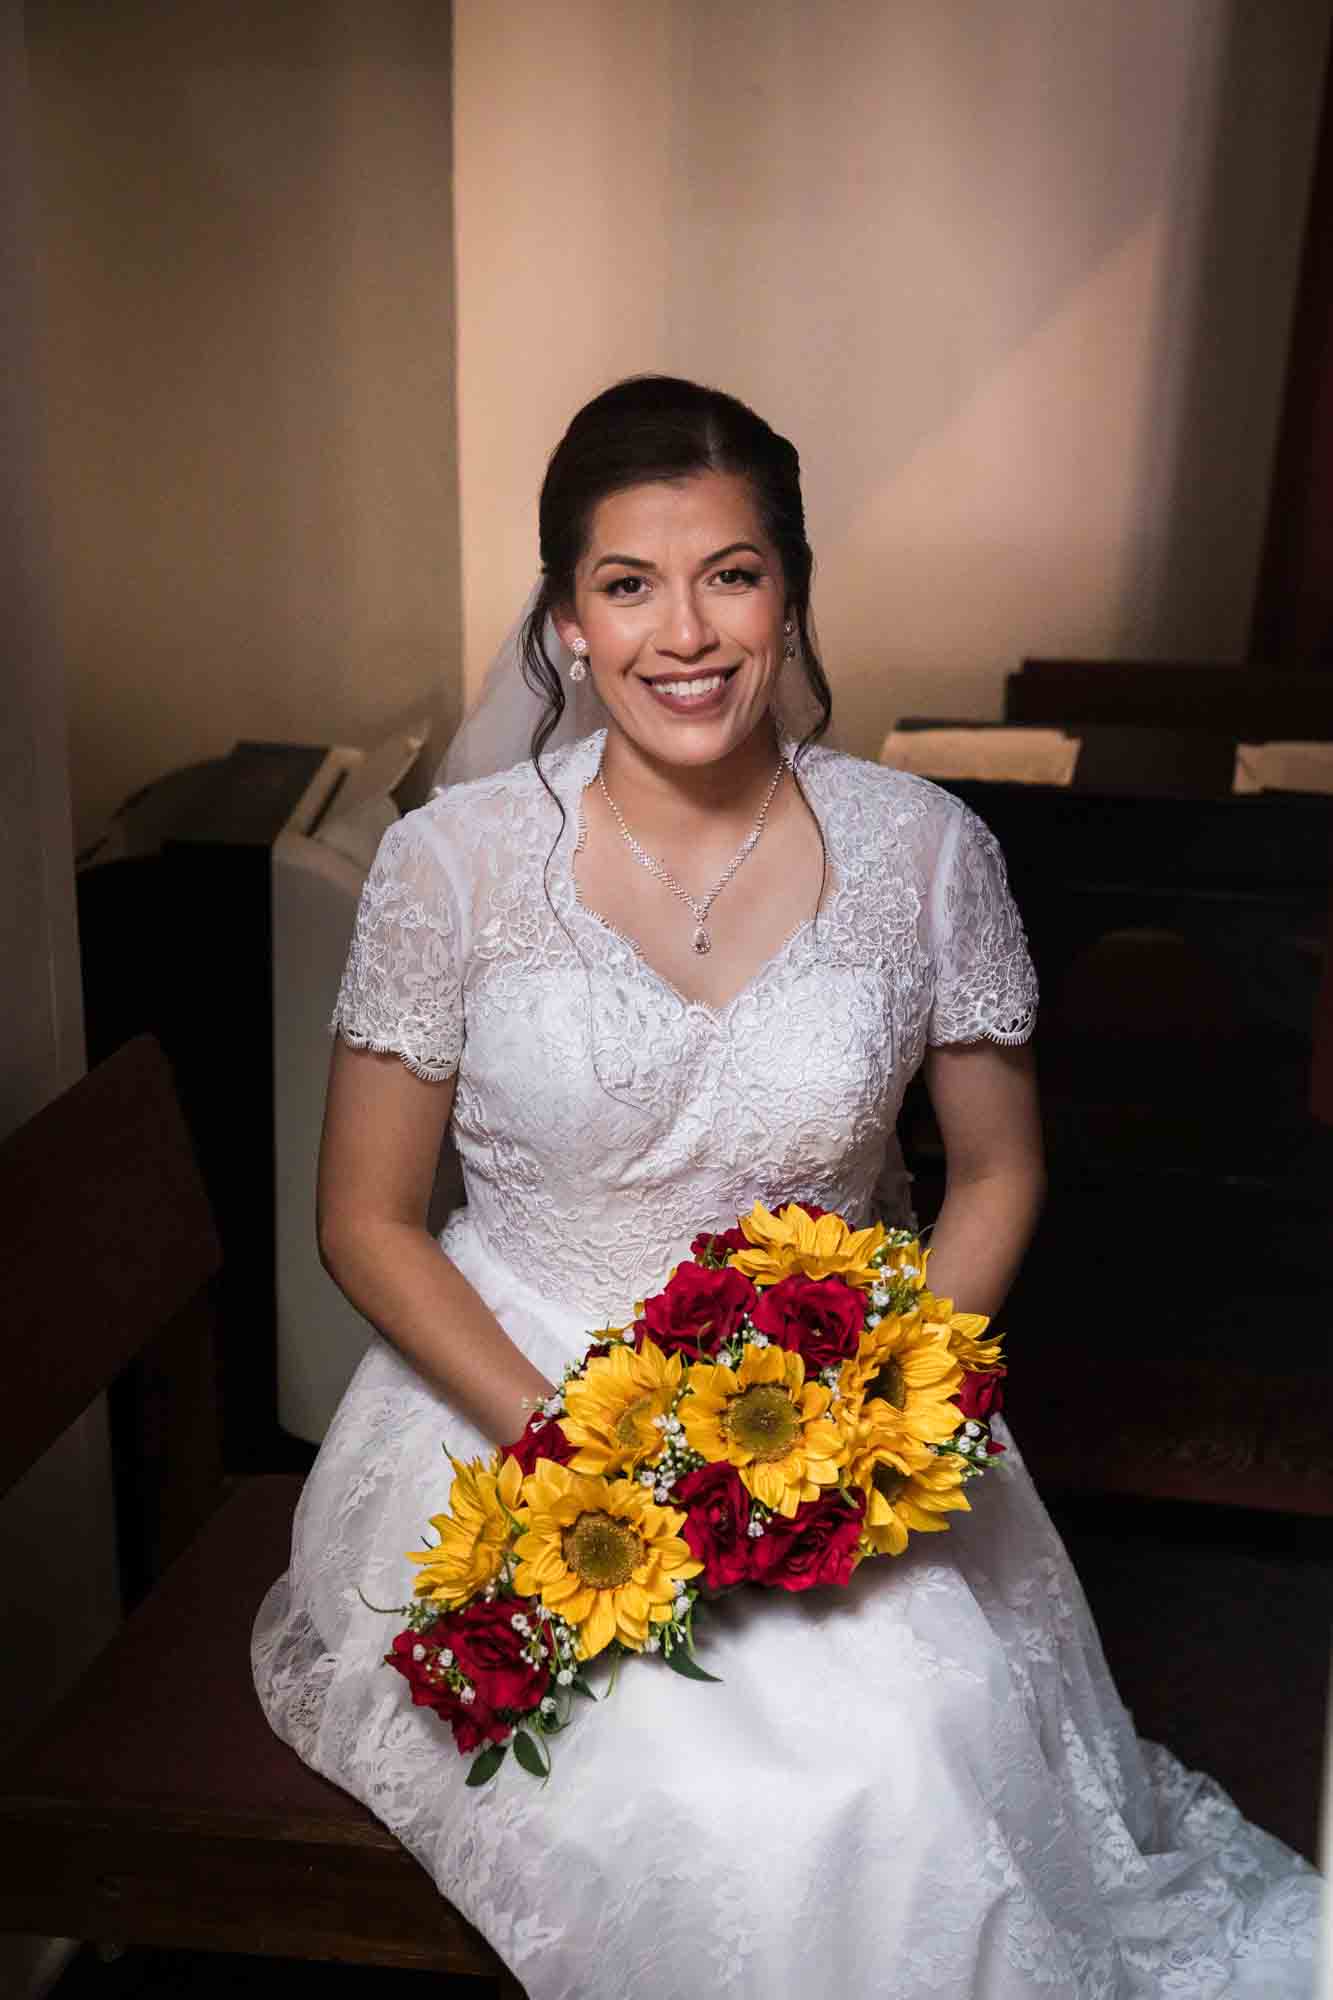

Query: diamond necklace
[596,755,789,956]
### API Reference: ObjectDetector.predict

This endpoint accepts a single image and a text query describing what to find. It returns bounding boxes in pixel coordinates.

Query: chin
[632,716,773,770]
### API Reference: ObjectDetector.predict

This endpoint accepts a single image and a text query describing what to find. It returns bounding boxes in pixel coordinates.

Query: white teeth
[650,675,726,699]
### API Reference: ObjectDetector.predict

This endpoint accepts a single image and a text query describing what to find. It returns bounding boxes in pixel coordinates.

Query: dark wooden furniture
[0,1037,522,1992]
[1006,657,1333,738]
[894,740,1333,1518]
[77,743,335,1473]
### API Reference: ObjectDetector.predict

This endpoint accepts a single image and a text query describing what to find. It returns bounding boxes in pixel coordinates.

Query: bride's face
[554,470,789,770]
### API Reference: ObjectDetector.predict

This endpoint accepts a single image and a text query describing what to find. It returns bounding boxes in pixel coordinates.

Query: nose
[655,584,718,663]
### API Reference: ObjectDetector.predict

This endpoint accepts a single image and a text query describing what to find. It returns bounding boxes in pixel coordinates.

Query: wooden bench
[0,1036,522,1992]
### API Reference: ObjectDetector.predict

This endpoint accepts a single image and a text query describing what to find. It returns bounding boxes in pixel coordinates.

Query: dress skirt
[252,1212,1319,2000]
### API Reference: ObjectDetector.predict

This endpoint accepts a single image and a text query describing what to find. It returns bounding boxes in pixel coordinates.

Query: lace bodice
[331,732,1037,1322]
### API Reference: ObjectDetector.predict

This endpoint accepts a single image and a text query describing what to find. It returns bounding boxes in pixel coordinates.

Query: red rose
[957,1370,1004,1422]
[386,1598,547,1754]
[674,1461,754,1592]
[750,1274,864,1368]
[775,1200,827,1220]
[748,1490,866,1593]
[636,1263,757,1360]
[385,1620,508,1753]
[748,1496,860,1600]
[505,1407,575,1477]
[691,1224,750,1262]
[449,1597,549,1718]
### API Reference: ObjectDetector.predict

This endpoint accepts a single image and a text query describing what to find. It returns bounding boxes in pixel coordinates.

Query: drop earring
[783,620,797,663]
[569,637,588,683]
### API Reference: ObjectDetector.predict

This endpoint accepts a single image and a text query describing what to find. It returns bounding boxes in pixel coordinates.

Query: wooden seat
[0,1037,521,1992]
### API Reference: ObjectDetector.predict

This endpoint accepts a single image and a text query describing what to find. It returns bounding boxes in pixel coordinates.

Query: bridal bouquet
[378,1201,1007,1785]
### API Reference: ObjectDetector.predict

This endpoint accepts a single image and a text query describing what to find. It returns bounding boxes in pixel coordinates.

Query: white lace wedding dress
[252,731,1319,1999]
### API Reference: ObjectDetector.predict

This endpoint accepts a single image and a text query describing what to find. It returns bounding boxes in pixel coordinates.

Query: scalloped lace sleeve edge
[327,1018,458,1083]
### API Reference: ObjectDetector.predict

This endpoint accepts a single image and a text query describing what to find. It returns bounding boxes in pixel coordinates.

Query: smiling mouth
[640,666,740,698]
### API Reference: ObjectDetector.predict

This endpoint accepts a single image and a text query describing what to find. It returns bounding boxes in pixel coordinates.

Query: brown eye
[714,567,760,588]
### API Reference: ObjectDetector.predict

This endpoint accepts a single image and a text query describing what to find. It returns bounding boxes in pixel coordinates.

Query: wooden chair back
[0,1035,225,1598]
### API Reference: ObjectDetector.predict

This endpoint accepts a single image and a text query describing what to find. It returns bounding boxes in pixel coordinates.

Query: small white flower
[748,1331,770,1348]
[673,1598,689,1621]
[652,1414,667,1429]
[865,1312,882,1329]
[510,1612,530,1634]
[964,1421,981,1438]
[540,1697,557,1716]
[543,1396,564,1418]
[672,1577,688,1596]
[639,1469,655,1487]
[439,1648,454,1667]
[459,1685,476,1704]
[556,1667,574,1686]
[746,1519,764,1538]
[654,1485,670,1503]
[644,1634,661,1654]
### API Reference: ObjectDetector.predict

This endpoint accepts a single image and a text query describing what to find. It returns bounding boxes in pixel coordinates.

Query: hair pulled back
[521,376,831,766]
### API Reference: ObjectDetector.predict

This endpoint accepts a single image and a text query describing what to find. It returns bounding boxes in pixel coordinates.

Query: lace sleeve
[330,811,464,1081]
[926,802,1038,1048]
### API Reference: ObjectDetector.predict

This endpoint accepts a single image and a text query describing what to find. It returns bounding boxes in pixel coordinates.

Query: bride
[253,375,1318,1997]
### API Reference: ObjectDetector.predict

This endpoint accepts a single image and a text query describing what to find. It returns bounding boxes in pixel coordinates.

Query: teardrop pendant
[692,925,711,956]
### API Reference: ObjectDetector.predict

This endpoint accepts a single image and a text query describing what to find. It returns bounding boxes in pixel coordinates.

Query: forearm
[920,1162,1046,1319]
[320,1218,552,1447]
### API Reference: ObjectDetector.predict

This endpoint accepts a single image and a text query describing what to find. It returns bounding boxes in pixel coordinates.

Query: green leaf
[663,1647,722,1684]
[512,1730,549,1780]
[570,1674,597,1701]
[465,1742,508,1787]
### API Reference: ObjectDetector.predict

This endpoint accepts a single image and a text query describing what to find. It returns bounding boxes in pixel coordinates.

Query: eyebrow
[589,541,766,575]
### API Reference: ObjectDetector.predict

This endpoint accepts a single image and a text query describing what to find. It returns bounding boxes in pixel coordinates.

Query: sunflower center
[872,1464,909,1504]
[561,1511,643,1589]
[867,1358,906,1408]
[727,1383,801,1462]
[614,1396,653,1447]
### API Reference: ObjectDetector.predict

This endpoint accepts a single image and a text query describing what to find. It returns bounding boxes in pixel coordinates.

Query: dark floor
[48,1486,1329,1998]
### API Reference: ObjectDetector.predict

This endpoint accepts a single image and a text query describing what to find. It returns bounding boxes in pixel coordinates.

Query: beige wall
[28,0,461,849]
[2,7,114,1992]
[456,0,1329,759]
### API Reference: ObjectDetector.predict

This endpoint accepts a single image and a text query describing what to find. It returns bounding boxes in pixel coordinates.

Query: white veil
[435,580,829,792]
[435,583,609,790]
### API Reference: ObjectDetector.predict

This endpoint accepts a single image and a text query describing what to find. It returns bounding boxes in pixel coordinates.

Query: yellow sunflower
[841,1311,965,1453]
[920,1296,1007,1374]
[407,1449,525,1609]
[680,1343,848,1516]
[512,1461,701,1659]
[847,1431,971,1557]
[559,1337,684,1478]
[728,1201,887,1290]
